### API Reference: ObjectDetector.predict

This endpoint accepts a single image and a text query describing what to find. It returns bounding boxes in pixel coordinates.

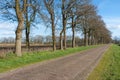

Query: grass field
[0,45,98,73]
[87,44,120,80]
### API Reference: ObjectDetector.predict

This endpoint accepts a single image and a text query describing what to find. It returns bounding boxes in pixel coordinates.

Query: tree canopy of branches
[0,0,112,56]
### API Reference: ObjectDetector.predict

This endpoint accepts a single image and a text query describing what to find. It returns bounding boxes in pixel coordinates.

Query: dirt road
[0,45,110,80]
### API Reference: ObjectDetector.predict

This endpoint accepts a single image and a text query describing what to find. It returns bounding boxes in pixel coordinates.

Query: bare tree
[59,0,75,50]
[43,0,56,51]
[69,0,85,48]
[0,0,38,56]
[77,4,97,46]
[69,2,76,48]
[24,0,37,48]
[15,0,28,56]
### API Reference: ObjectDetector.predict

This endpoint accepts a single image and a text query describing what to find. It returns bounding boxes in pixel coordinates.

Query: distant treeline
[0,35,83,46]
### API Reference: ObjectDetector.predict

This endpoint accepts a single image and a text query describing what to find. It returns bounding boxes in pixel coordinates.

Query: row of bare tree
[0,0,111,56]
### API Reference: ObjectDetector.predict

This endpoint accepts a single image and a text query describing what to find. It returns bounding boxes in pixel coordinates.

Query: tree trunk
[84,29,88,46]
[25,27,30,49]
[59,18,67,50]
[91,31,94,45]
[72,17,75,48]
[94,35,98,45]
[25,5,30,49]
[63,26,66,49]
[63,17,67,49]
[72,27,75,48]
[60,30,63,50]
[62,0,67,50]
[51,14,56,51]
[15,21,24,56]
[88,30,91,45]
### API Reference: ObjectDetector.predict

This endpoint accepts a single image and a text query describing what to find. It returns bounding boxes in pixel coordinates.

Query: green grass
[0,45,99,73]
[87,44,120,80]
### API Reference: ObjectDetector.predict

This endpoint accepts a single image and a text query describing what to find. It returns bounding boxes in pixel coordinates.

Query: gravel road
[0,45,110,80]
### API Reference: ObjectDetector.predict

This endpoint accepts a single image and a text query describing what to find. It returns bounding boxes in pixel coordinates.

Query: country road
[0,45,110,80]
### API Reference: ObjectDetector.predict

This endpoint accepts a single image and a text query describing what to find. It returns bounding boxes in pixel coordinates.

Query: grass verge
[87,44,120,80]
[0,45,99,73]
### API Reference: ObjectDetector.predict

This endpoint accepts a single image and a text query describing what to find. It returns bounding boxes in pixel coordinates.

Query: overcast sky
[0,0,120,39]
